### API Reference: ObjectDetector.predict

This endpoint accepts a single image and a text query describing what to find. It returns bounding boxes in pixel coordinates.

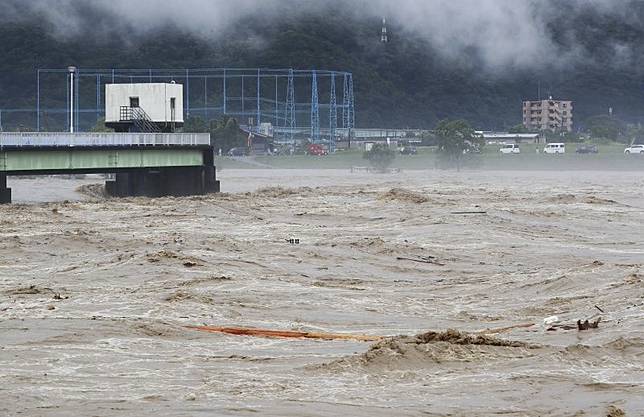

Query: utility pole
[68,66,77,133]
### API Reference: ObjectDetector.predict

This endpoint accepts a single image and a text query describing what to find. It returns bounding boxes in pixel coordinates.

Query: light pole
[68,66,77,133]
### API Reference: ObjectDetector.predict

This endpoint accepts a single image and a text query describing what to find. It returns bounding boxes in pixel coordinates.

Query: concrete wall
[105,83,184,124]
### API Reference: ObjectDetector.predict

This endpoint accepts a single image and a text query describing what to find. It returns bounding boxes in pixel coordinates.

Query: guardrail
[0,132,211,148]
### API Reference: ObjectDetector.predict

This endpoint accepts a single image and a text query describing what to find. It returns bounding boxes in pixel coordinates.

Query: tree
[209,116,246,152]
[584,115,626,142]
[90,117,113,132]
[363,144,396,171]
[508,123,529,133]
[435,119,483,171]
[182,116,209,133]
[183,115,246,152]
[626,123,644,145]
[420,131,438,146]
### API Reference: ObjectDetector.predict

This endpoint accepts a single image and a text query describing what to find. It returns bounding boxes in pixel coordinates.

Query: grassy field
[214,143,644,171]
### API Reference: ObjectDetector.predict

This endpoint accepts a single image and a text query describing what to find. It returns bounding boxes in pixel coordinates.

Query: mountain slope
[1,3,644,130]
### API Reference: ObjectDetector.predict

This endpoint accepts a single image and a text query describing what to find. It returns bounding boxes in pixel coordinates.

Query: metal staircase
[119,106,161,133]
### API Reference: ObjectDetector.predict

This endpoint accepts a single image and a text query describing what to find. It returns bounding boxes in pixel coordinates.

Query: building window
[129,97,140,108]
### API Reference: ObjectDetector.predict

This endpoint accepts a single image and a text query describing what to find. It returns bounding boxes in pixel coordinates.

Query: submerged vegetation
[363,144,396,171]
[435,119,484,171]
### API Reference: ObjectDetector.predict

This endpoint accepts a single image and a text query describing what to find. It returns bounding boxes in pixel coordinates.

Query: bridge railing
[0,132,210,148]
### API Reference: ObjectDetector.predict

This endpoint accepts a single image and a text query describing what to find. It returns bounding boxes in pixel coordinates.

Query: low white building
[476,131,543,144]
[105,83,184,132]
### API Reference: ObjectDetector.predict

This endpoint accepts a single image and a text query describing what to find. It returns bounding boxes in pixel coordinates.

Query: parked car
[274,145,295,156]
[576,144,598,154]
[227,147,248,157]
[500,143,520,154]
[544,143,566,154]
[399,146,418,155]
[307,143,328,156]
[624,144,644,155]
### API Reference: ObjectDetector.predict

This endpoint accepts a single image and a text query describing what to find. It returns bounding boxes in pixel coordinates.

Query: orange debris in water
[187,326,383,342]
[188,322,537,342]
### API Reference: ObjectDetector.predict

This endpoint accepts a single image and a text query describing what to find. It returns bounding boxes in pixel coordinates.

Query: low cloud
[4,0,638,71]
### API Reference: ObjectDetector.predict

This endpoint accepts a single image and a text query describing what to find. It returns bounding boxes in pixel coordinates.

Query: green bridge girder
[0,148,204,173]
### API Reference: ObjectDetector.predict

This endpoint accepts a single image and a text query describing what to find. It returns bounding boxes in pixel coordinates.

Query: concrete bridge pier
[202,149,220,193]
[0,174,11,204]
[162,167,204,197]
[106,171,160,198]
[105,165,219,198]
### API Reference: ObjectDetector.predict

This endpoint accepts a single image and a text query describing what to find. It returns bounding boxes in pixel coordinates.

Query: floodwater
[7,175,109,204]
[1,169,643,416]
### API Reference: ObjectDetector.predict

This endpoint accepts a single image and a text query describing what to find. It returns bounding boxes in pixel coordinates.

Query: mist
[2,0,640,71]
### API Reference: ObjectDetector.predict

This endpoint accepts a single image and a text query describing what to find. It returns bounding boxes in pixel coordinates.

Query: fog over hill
[2,0,644,129]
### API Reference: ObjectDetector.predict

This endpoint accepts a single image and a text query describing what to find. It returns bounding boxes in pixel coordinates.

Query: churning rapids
[1,169,643,416]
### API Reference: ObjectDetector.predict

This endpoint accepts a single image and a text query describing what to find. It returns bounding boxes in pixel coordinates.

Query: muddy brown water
[1,170,643,416]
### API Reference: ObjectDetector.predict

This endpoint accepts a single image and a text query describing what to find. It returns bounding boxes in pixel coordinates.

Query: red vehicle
[307,143,328,156]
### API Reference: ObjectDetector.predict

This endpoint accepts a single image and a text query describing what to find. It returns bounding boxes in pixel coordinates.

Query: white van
[500,143,520,154]
[544,143,565,154]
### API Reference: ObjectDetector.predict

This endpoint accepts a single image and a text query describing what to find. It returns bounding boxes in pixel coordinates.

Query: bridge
[0,132,218,203]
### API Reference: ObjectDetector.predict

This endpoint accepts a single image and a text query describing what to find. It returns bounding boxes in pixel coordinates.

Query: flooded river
[1,170,643,416]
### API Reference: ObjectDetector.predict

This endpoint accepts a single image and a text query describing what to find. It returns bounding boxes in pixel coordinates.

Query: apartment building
[522,97,573,132]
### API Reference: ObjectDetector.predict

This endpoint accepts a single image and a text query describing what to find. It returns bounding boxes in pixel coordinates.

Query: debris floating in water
[187,326,383,342]
[477,322,536,334]
[189,322,540,342]
[396,255,445,266]
[577,317,601,331]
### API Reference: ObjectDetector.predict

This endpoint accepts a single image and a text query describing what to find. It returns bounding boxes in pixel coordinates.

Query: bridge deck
[0,132,210,149]
[0,132,212,174]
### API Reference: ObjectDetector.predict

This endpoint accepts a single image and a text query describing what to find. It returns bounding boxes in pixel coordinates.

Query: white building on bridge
[105,83,184,132]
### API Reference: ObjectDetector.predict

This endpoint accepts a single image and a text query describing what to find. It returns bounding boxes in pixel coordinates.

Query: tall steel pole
[256,68,261,130]
[68,66,76,133]
[223,69,227,115]
[96,74,101,124]
[204,76,208,120]
[349,73,355,129]
[185,69,190,117]
[36,69,40,132]
[285,69,295,145]
[310,70,320,143]
[274,76,278,128]
[342,74,349,129]
[75,68,80,132]
[329,73,337,150]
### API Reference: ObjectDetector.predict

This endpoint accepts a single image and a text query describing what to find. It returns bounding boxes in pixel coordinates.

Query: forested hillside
[2,1,644,130]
